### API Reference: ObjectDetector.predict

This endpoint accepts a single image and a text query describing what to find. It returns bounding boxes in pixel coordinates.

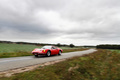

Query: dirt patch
[68,64,79,72]
[0,59,66,77]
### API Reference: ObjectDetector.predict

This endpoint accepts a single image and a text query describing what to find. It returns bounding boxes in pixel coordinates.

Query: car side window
[51,47,56,49]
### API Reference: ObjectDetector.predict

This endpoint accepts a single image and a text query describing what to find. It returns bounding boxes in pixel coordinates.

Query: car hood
[33,48,44,51]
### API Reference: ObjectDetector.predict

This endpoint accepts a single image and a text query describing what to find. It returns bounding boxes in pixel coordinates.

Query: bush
[70,44,75,48]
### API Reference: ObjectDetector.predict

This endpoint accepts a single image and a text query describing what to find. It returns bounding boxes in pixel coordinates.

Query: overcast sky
[0,0,120,46]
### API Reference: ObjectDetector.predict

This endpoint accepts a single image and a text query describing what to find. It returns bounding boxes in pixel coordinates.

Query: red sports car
[32,46,63,57]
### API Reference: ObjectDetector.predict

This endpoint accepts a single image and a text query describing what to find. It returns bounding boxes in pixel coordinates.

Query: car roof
[43,45,57,48]
[44,45,52,47]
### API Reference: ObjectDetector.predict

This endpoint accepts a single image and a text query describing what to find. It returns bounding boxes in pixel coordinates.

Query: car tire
[46,51,51,57]
[35,55,38,57]
[58,51,62,55]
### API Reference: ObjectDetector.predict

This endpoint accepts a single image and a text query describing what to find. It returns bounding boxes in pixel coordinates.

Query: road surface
[0,49,97,72]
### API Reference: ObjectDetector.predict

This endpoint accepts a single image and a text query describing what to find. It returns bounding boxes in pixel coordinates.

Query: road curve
[0,49,97,72]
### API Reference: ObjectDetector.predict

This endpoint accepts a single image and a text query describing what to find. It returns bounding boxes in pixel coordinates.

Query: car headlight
[32,49,35,51]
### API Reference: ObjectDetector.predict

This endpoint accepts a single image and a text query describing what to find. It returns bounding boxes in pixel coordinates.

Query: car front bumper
[32,51,46,55]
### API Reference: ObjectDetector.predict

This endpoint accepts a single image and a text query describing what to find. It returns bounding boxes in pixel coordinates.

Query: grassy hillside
[1,49,120,80]
[0,43,86,58]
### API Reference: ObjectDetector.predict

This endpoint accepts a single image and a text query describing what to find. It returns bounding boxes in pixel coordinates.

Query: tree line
[0,40,75,48]
[96,44,120,49]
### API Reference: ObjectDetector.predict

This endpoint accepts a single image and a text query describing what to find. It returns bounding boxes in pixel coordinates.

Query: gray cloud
[0,0,120,45]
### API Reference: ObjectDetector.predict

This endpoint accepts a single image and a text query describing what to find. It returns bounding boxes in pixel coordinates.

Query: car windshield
[41,46,52,49]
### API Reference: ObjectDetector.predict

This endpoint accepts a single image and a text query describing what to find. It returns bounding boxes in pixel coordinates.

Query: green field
[110,49,120,53]
[0,43,41,53]
[0,43,86,58]
[1,49,120,80]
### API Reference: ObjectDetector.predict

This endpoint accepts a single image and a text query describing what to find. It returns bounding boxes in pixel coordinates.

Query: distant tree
[96,44,120,49]
[57,43,61,47]
[70,44,75,48]
[63,44,68,47]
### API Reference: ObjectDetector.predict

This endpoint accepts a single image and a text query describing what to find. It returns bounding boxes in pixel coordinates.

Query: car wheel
[58,51,62,55]
[46,51,51,57]
[35,55,38,57]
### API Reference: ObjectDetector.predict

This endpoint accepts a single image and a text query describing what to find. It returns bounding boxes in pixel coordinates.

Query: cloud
[0,0,120,45]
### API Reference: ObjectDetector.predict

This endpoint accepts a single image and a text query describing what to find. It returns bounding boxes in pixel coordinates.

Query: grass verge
[1,49,120,80]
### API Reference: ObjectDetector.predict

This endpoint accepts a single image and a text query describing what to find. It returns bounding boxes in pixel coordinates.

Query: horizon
[1,40,120,46]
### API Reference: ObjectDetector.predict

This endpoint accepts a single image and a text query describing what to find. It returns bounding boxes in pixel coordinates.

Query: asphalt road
[0,49,97,72]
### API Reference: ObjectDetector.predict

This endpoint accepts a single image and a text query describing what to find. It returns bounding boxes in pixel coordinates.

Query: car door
[51,47,58,55]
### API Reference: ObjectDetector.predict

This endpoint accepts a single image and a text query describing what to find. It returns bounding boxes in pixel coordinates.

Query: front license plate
[35,54,37,55]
